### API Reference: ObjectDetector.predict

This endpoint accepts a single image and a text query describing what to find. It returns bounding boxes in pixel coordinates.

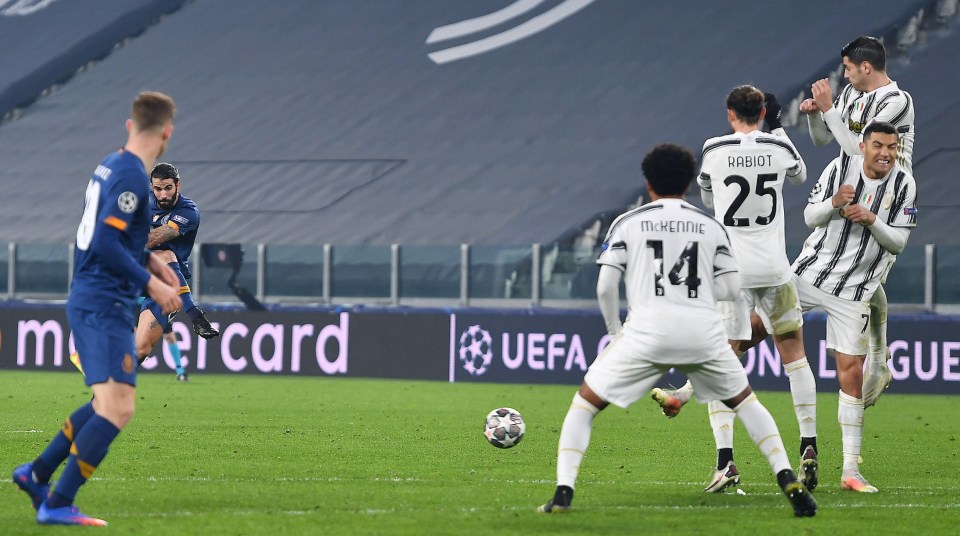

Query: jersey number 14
[647,240,700,298]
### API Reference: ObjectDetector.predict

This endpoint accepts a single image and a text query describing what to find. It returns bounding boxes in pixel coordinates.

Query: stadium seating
[0,0,950,255]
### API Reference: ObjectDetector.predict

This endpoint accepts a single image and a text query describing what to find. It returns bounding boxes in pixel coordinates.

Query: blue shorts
[67,305,138,387]
[140,297,177,333]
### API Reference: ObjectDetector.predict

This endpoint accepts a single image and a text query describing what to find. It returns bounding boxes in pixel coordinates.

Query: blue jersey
[68,150,152,322]
[150,193,200,279]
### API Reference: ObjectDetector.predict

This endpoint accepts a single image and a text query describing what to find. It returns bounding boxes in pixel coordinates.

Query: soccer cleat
[651,387,684,418]
[782,480,817,517]
[37,503,108,526]
[841,471,878,493]
[536,486,573,513]
[799,446,818,492]
[191,309,220,340]
[176,372,189,382]
[69,352,85,376]
[704,461,740,493]
[12,463,50,511]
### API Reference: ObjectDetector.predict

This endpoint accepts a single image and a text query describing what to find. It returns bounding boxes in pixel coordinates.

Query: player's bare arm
[146,224,179,249]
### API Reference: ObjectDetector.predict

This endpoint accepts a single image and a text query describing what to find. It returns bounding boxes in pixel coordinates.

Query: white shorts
[718,281,804,340]
[584,333,749,408]
[794,275,870,356]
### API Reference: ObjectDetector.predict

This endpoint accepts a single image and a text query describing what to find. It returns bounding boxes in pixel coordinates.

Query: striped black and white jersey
[597,198,737,347]
[793,155,917,302]
[698,129,806,288]
[812,80,915,173]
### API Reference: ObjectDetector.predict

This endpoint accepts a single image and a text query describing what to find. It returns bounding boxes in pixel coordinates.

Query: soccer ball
[484,407,525,448]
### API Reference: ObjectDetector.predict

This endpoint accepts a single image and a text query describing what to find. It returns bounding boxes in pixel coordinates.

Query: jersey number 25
[723,173,778,227]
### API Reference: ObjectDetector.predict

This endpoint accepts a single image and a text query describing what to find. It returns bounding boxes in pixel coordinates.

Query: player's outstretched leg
[783,357,818,491]
[538,391,601,513]
[733,392,816,516]
[650,380,693,417]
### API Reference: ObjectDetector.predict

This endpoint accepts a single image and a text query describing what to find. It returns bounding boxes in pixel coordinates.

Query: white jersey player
[792,122,916,493]
[801,36,916,407]
[804,37,915,173]
[654,86,820,494]
[537,143,816,518]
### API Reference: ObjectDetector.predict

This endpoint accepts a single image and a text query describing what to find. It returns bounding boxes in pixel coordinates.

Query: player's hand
[763,92,782,130]
[146,275,182,314]
[799,98,820,115]
[811,78,833,112]
[147,251,180,288]
[832,184,855,208]
[842,203,877,226]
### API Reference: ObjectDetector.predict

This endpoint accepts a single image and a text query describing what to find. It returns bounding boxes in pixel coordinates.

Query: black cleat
[537,486,573,513]
[799,445,818,492]
[191,309,220,339]
[783,480,817,517]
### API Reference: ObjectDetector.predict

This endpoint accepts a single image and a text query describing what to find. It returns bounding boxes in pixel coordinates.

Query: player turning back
[13,92,181,526]
[537,144,816,517]
[652,86,819,493]
[801,36,914,406]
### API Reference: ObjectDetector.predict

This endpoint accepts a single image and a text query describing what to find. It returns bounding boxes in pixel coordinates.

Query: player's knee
[152,249,177,264]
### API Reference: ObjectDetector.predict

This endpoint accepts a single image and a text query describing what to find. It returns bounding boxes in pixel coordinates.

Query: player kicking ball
[537,143,816,517]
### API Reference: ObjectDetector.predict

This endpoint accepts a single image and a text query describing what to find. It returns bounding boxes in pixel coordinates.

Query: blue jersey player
[13,92,181,526]
[136,162,220,382]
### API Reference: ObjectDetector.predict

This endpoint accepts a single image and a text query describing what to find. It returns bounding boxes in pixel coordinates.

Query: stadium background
[0,0,957,395]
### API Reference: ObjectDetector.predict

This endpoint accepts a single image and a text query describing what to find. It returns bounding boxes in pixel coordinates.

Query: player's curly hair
[641,143,696,197]
[727,85,764,124]
[151,162,180,183]
[842,36,886,71]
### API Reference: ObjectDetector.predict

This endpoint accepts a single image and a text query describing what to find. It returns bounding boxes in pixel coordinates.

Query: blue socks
[33,402,95,483]
[46,415,120,508]
[168,337,184,375]
[167,261,198,315]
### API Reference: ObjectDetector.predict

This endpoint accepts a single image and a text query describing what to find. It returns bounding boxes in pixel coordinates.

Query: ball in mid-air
[484,407,525,448]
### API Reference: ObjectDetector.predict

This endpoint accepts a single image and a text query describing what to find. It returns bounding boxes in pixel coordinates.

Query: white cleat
[841,471,878,493]
[705,461,740,493]
[651,387,685,418]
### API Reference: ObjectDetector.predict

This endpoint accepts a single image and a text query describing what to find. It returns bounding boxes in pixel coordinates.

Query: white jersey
[793,154,917,302]
[816,80,915,173]
[698,129,806,288]
[596,198,737,360]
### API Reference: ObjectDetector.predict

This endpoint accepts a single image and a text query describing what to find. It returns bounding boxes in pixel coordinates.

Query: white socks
[708,400,735,449]
[785,357,817,439]
[734,393,791,474]
[838,390,865,473]
[868,286,889,362]
[556,392,600,489]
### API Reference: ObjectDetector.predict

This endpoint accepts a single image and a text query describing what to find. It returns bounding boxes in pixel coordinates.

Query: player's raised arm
[764,93,808,185]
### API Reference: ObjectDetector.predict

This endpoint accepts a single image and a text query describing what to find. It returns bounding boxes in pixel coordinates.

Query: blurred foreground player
[13,91,181,526]
[537,144,816,517]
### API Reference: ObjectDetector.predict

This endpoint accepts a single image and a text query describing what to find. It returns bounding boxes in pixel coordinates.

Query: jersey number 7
[647,240,700,298]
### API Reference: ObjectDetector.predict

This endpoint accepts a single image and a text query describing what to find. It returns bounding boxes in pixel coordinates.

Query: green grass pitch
[1,370,957,535]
